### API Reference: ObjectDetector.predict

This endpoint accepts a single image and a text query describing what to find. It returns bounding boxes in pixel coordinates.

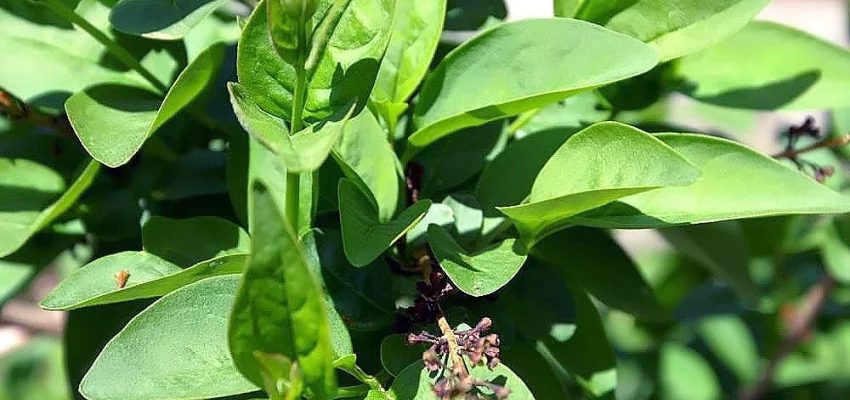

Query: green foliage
[2,0,850,399]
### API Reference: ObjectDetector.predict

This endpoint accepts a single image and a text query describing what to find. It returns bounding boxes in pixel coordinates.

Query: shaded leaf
[79,276,258,400]
[380,334,424,377]
[142,215,250,267]
[67,44,225,167]
[338,179,431,267]
[409,18,658,149]
[109,0,228,40]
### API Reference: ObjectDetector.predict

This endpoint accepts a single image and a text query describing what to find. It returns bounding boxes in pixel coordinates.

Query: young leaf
[66,44,225,167]
[532,227,667,321]
[237,0,394,122]
[427,225,526,297]
[570,133,850,228]
[40,252,246,311]
[371,0,446,129]
[408,18,658,150]
[228,82,355,173]
[79,275,259,400]
[660,222,758,303]
[338,179,431,267]
[676,21,850,110]
[331,110,403,221]
[229,181,337,398]
[498,122,701,247]
[575,0,770,61]
[266,0,319,66]
[390,360,534,399]
[142,216,250,267]
[109,0,228,40]
[0,159,100,257]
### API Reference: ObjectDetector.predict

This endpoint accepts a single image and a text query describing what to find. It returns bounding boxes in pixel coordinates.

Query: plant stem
[0,87,73,137]
[772,134,850,159]
[437,313,467,376]
[40,0,168,94]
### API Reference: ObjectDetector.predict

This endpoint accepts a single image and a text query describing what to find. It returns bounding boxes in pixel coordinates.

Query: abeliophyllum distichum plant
[5,0,850,398]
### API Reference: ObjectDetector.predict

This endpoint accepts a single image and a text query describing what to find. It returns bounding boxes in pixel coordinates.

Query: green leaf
[229,181,337,398]
[266,0,319,66]
[371,0,446,129]
[660,222,758,303]
[444,0,506,31]
[142,216,250,267]
[698,316,759,385]
[67,44,225,167]
[379,334,424,377]
[554,0,586,18]
[570,133,850,228]
[427,225,526,297]
[228,82,355,173]
[331,110,403,221]
[253,352,299,400]
[408,18,658,150]
[390,360,534,399]
[498,122,701,247]
[820,219,850,284]
[40,252,247,310]
[575,0,770,61]
[406,203,454,246]
[338,179,431,266]
[109,0,228,40]
[79,275,258,400]
[237,0,395,122]
[532,227,667,320]
[0,159,100,258]
[677,21,850,110]
[443,194,484,249]
[659,344,720,400]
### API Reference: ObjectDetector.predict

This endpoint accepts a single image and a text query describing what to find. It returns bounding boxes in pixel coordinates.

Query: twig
[0,87,74,137]
[772,135,850,159]
[741,275,835,400]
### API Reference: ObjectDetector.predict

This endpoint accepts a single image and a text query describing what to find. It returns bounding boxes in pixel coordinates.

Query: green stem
[41,0,168,94]
[333,362,391,397]
[285,172,301,228]
[285,69,306,230]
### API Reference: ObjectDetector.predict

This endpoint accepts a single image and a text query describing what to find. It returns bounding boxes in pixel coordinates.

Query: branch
[741,275,835,400]
[0,87,74,137]
[772,135,850,160]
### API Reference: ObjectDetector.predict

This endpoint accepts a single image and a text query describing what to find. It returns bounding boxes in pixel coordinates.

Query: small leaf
[331,110,403,221]
[390,360,534,399]
[237,0,395,122]
[67,44,225,167]
[142,216,250,267]
[428,225,526,297]
[40,252,246,310]
[677,21,850,110]
[571,133,850,228]
[532,227,667,321]
[698,316,759,385]
[228,82,355,173]
[79,275,258,400]
[371,0,446,128]
[109,0,228,40]
[229,181,337,397]
[498,122,700,247]
[338,179,431,267]
[660,222,758,303]
[409,18,658,150]
[0,159,100,257]
[659,344,720,400]
[575,0,770,61]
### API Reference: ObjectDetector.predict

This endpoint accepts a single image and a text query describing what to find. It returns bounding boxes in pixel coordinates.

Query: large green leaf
[532,227,667,320]
[67,44,225,167]
[142,215,250,267]
[575,0,769,61]
[676,21,850,110]
[228,82,355,173]
[109,0,227,40]
[40,252,246,310]
[390,360,534,399]
[660,222,758,303]
[331,110,402,221]
[498,122,700,247]
[0,159,99,257]
[229,181,337,397]
[428,225,526,297]
[408,18,658,150]
[79,275,258,400]
[570,133,850,228]
[237,0,394,122]
[338,179,431,266]
[371,0,446,130]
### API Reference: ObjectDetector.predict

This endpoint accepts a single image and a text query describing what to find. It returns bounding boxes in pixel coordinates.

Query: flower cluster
[395,252,456,330]
[777,117,842,183]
